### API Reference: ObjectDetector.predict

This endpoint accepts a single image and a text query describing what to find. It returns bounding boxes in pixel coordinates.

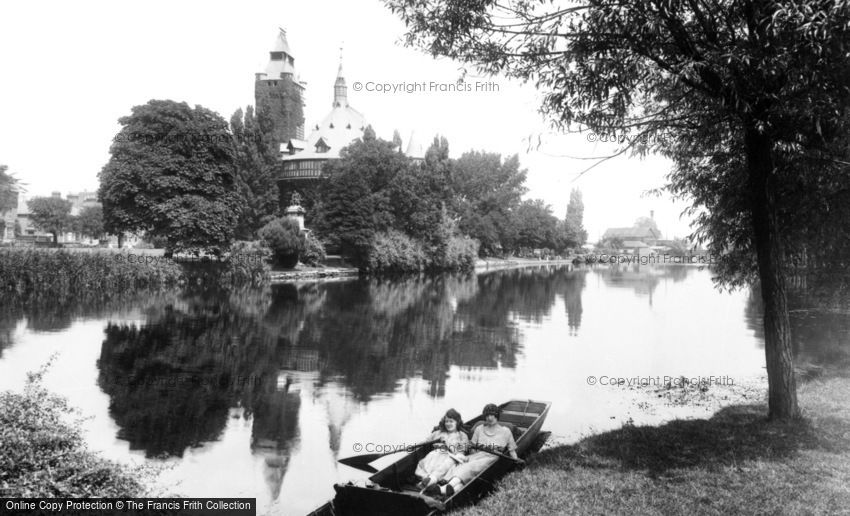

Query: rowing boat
[307,399,551,516]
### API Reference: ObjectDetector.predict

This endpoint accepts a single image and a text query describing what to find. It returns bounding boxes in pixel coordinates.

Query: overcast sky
[0,0,695,241]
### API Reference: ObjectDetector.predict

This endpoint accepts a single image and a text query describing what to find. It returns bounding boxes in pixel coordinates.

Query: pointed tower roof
[261,28,297,79]
[405,131,427,161]
[272,27,293,55]
[333,47,348,108]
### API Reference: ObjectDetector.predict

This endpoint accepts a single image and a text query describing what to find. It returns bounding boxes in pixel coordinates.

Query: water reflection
[92,270,589,464]
[595,264,689,305]
[3,264,849,514]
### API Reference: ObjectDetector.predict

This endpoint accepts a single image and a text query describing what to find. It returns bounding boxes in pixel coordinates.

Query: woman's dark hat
[482,403,500,417]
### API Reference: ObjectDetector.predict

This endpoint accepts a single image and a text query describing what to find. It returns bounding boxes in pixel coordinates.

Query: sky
[0,0,695,241]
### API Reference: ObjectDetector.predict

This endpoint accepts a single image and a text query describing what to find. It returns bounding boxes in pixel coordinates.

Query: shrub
[220,240,271,286]
[0,363,150,497]
[258,218,305,269]
[429,235,480,271]
[0,249,184,299]
[365,230,428,273]
[301,232,327,267]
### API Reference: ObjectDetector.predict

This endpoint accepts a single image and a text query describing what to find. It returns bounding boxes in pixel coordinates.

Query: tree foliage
[0,165,21,214]
[99,100,239,254]
[27,197,72,244]
[451,151,527,255]
[73,205,105,240]
[258,218,304,268]
[386,0,850,419]
[230,105,279,240]
[512,199,558,251]
[314,126,408,263]
[560,188,588,250]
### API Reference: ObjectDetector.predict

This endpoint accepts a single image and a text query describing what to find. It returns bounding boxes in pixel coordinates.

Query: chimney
[650,210,654,220]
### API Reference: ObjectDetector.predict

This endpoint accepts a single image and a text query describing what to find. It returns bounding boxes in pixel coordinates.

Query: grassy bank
[459,377,850,515]
[0,364,151,497]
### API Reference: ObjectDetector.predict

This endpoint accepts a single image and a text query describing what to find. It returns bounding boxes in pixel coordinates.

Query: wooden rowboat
[307,399,551,516]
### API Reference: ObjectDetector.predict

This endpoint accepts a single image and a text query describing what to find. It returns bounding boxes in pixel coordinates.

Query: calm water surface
[0,265,847,515]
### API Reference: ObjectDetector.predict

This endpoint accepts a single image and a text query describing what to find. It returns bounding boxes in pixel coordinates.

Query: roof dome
[282,57,367,161]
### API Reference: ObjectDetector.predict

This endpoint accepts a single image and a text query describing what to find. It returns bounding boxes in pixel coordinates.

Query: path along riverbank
[455,374,850,515]
[267,257,575,283]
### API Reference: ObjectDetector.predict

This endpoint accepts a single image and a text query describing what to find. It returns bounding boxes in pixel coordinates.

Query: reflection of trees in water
[745,281,850,369]
[288,267,590,400]
[10,266,590,496]
[295,276,464,401]
[96,287,303,501]
[0,291,181,357]
[563,272,586,335]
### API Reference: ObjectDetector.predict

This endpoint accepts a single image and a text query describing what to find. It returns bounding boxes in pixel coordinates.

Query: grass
[0,361,155,497]
[457,377,850,515]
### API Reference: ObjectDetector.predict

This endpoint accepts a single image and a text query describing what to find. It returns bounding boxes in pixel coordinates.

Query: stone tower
[255,28,306,147]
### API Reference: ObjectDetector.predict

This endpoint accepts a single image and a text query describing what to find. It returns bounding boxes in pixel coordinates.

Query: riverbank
[457,375,850,515]
[269,265,359,282]
[475,257,577,272]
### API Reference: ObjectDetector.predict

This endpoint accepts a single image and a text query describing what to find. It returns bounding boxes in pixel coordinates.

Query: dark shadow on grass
[535,403,850,478]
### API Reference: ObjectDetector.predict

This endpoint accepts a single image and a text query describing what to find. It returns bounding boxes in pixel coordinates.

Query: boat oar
[469,444,526,467]
[339,439,441,473]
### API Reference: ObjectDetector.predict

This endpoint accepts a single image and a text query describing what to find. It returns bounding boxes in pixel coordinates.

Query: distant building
[66,190,99,216]
[13,191,140,247]
[602,227,661,249]
[260,30,427,206]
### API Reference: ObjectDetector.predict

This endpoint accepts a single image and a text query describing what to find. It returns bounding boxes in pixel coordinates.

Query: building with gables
[256,29,425,206]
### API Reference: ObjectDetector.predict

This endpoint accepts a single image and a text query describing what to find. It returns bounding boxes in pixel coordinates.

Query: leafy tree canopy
[74,205,105,240]
[0,165,21,213]
[28,196,72,244]
[99,100,239,253]
[385,0,850,420]
[230,105,279,240]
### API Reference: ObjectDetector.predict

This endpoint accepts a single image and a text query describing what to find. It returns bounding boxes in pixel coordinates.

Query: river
[0,264,846,515]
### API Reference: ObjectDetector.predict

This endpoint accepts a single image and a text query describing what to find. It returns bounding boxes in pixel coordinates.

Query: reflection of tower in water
[250,375,301,501]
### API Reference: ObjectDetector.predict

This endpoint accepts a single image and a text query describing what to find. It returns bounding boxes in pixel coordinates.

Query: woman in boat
[415,408,469,490]
[425,403,521,498]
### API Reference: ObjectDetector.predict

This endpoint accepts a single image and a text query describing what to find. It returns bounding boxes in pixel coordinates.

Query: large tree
[99,100,239,254]
[230,105,279,240]
[450,151,527,255]
[388,0,850,419]
[512,199,559,251]
[560,188,588,249]
[314,126,409,262]
[389,136,452,243]
[28,196,72,244]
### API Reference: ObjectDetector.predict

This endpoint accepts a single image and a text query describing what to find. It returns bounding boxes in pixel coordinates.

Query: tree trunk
[744,125,800,420]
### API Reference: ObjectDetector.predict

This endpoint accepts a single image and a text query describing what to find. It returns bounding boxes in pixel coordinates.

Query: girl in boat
[425,403,520,498]
[415,408,469,491]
